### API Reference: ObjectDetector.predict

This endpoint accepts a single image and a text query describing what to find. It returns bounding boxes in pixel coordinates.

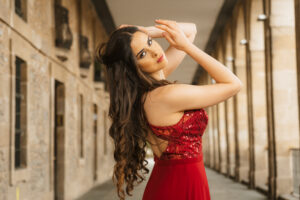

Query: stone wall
[0,0,115,199]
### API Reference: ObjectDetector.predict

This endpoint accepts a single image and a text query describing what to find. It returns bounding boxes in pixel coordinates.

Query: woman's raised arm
[142,21,196,38]
[148,19,243,112]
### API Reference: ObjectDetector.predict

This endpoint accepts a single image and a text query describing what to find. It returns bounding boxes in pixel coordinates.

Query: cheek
[138,61,153,73]
[139,61,167,73]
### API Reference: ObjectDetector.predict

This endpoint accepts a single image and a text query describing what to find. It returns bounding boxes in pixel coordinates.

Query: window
[15,0,27,22]
[15,56,27,169]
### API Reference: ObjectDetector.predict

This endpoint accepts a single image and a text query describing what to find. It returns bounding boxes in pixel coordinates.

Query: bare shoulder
[149,82,242,113]
[144,82,241,125]
[143,84,175,114]
[143,84,185,127]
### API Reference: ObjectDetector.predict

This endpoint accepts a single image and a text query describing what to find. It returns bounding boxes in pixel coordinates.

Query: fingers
[162,32,176,46]
[155,24,176,36]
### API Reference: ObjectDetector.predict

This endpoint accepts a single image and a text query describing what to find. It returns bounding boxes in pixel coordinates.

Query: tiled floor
[76,158,267,200]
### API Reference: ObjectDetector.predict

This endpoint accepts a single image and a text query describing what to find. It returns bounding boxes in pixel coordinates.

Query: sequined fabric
[147,108,208,161]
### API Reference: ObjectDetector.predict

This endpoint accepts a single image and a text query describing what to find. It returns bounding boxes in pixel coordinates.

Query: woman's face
[130,31,168,74]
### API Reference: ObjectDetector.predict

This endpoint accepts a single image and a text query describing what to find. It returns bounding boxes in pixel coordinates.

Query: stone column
[216,38,228,174]
[235,5,250,183]
[213,105,219,170]
[270,0,300,196]
[211,51,221,171]
[208,104,216,168]
[224,24,237,178]
[249,0,269,190]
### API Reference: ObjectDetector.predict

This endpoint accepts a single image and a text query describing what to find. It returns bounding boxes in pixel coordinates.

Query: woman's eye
[140,51,146,58]
[139,38,152,59]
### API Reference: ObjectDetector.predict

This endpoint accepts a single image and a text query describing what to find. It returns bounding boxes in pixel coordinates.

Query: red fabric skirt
[142,154,211,200]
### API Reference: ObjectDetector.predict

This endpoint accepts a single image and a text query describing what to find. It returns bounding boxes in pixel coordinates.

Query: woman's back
[143,86,185,158]
[142,84,211,200]
[143,82,240,158]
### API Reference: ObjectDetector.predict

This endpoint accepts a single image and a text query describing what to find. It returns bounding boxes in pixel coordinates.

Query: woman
[96,19,242,200]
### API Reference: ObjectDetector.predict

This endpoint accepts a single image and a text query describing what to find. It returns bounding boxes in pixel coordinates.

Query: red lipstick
[157,55,164,63]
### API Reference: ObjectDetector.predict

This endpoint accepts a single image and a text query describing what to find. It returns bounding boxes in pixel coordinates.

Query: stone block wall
[0,0,115,199]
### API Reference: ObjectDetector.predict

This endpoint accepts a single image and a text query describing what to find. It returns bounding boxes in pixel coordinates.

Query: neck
[152,69,165,80]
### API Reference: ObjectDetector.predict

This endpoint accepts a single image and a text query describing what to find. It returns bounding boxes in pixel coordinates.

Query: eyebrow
[136,36,151,57]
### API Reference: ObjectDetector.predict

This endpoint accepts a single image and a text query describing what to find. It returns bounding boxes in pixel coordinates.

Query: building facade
[0,0,116,199]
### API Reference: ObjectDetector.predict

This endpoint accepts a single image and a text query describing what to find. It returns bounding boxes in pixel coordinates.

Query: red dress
[142,108,211,200]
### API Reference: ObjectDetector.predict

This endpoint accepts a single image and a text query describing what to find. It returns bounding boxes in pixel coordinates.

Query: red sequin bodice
[147,108,209,161]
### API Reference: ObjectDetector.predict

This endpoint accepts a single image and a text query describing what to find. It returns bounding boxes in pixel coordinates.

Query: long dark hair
[95,26,178,199]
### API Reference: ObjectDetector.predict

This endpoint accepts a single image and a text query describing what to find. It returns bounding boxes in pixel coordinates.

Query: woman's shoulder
[146,83,209,113]
[148,83,181,101]
[143,84,178,113]
[143,85,185,128]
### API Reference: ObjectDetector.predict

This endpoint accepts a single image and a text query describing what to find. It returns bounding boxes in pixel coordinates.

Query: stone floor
[76,158,267,200]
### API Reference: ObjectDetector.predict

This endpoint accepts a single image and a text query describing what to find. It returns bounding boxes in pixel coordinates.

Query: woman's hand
[154,19,192,51]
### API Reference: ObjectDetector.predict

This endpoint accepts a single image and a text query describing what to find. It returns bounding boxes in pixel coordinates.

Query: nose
[151,51,158,57]
[146,46,159,58]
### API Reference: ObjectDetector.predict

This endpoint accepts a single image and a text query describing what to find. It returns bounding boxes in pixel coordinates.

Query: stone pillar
[249,0,269,190]
[235,5,250,183]
[270,0,300,196]
[208,102,216,168]
[212,104,219,170]
[224,24,237,178]
[200,75,211,167]
[211,51,221,171]
[216,39,228,174]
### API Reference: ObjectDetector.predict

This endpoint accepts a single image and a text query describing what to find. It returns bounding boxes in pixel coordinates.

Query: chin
[163,58,168,65]
[161,61,167,68]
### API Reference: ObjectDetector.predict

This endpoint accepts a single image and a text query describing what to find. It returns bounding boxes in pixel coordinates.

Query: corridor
[76,158,267,200]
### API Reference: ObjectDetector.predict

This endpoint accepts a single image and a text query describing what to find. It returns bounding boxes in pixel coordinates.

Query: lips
[157,55,164,63]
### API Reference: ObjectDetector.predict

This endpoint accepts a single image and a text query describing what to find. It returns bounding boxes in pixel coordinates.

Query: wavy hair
[95,26,178,199]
